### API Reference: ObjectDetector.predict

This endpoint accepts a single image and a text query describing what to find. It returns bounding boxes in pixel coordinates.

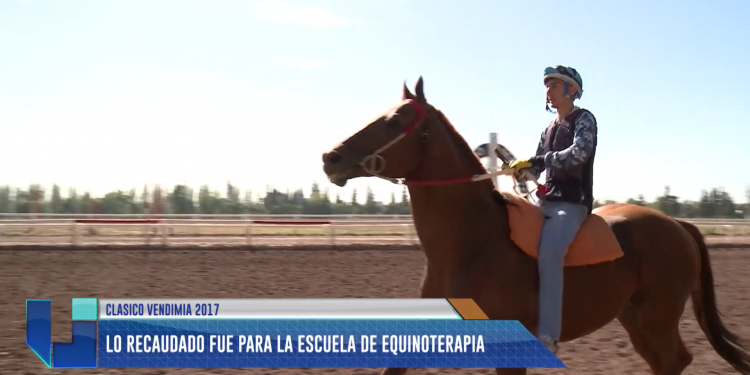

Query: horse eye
[386,114,401,128]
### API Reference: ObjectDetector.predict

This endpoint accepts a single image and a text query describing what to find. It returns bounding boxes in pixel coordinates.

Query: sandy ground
[1,248,749,375]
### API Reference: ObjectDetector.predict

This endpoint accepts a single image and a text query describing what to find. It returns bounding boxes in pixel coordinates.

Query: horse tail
[678,219,750,374]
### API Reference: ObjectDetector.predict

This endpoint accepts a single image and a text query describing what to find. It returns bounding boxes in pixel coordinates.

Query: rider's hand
[509,156,545,173]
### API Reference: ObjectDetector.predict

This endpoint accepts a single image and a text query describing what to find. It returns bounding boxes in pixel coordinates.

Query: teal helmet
[544,65,583,100]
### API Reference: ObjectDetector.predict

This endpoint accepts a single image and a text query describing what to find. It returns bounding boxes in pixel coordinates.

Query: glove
[508,156,545,174]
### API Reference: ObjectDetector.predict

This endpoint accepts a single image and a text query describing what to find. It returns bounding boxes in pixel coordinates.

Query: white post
[328,223,336,246]
[144,223,151,246]
[161,223,168,246]
[489,133,499,188]
[251,224,253,248]
[409,223,419,245]
[72,222,79,247]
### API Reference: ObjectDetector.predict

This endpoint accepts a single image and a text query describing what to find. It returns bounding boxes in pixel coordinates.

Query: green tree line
[0,182,412,215]
[593,186,749,219]
[0,182,747,218]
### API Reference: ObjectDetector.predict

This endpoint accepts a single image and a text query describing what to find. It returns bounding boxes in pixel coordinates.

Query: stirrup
[537,335,559,354]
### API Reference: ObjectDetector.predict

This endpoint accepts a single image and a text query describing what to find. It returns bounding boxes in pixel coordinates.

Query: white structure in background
[489,133,499,189]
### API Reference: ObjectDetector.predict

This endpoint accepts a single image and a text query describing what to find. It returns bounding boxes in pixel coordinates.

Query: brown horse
[321,77,750,375]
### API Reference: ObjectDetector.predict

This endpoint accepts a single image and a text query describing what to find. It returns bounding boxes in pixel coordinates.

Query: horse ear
[415,76,426,102]
[402,81,416,101]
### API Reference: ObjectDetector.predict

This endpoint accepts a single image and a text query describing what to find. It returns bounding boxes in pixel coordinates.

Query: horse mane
[434,109,515,208]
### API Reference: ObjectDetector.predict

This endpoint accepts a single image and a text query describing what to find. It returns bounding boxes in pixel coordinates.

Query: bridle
[358,99,517,187]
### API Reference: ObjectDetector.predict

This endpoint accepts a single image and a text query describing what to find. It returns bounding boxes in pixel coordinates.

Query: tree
[713,188,740,218]
[363,185,380,214]
[169,184,195,214]
[244,189,254,206]
[263,188,278,210]
[28,184,45,214]
[128,187,143,214]
[626,194,646,206]
[49,184,62,213]
[62,187,79,213]
[349,188,361,214]
[384,192,398,214]
[140,184,151,213]
[0,185,11,213]
[199,185,221,214]
[697,188,741,218]
[655,186,681,216]
[225,182,243,214]
[152,185,165,215]
[80,192,93,214]
[303,182,332,214]
[680,200,701,218]
[0,179,743,217]
[100,190,134,214]
[332,191,350,214]
[291,188,305,207]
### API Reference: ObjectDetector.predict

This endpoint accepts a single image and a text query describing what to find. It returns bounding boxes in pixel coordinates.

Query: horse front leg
[443,264,528,375]
[379,262,444,375]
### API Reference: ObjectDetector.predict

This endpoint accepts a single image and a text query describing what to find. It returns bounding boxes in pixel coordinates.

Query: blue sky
[1,0,748,204]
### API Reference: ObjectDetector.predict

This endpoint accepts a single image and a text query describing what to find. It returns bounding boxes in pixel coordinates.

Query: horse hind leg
[618,305,665,373]
[379,369,408,375]
[618,301,693,375]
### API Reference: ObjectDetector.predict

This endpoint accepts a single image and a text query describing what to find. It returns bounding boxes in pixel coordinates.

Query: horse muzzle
[322,149,369,187]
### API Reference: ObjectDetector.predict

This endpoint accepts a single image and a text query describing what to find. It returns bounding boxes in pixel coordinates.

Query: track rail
[0,218,747,249]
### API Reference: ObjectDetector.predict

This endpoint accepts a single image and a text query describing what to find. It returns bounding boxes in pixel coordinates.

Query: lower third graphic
[26,298,98,368]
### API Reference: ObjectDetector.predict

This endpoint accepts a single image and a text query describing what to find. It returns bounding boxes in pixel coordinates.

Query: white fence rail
[0,213,414,220]
[0,213,748,223]
[0,217,748,248]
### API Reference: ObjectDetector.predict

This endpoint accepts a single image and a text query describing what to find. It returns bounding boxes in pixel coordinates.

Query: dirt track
[2,248,749,375]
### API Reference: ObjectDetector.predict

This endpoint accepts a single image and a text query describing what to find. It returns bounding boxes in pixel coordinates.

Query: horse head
[322,77,438,187]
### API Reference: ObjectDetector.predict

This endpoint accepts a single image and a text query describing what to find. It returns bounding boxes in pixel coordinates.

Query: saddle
[502,192,624,267]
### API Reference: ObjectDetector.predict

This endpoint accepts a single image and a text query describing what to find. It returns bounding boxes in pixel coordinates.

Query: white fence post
[328,223,336,246]
[72,222,79,247]
[144,222,151,246]
[410,223,419,245]
[489,133,499,189]
[724,225,735,244]
[161,222,168,246]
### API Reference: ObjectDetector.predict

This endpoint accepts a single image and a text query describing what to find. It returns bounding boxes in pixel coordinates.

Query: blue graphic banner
[26,299,98,369]
[98,320,566,368]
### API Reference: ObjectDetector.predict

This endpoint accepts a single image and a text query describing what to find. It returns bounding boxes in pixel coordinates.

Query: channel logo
[26,299,98,368]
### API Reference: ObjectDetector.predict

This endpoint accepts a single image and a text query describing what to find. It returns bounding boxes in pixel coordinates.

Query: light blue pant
[535,200,588,342]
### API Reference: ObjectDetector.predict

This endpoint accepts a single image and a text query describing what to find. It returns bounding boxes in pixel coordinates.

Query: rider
[509,65,598,354]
